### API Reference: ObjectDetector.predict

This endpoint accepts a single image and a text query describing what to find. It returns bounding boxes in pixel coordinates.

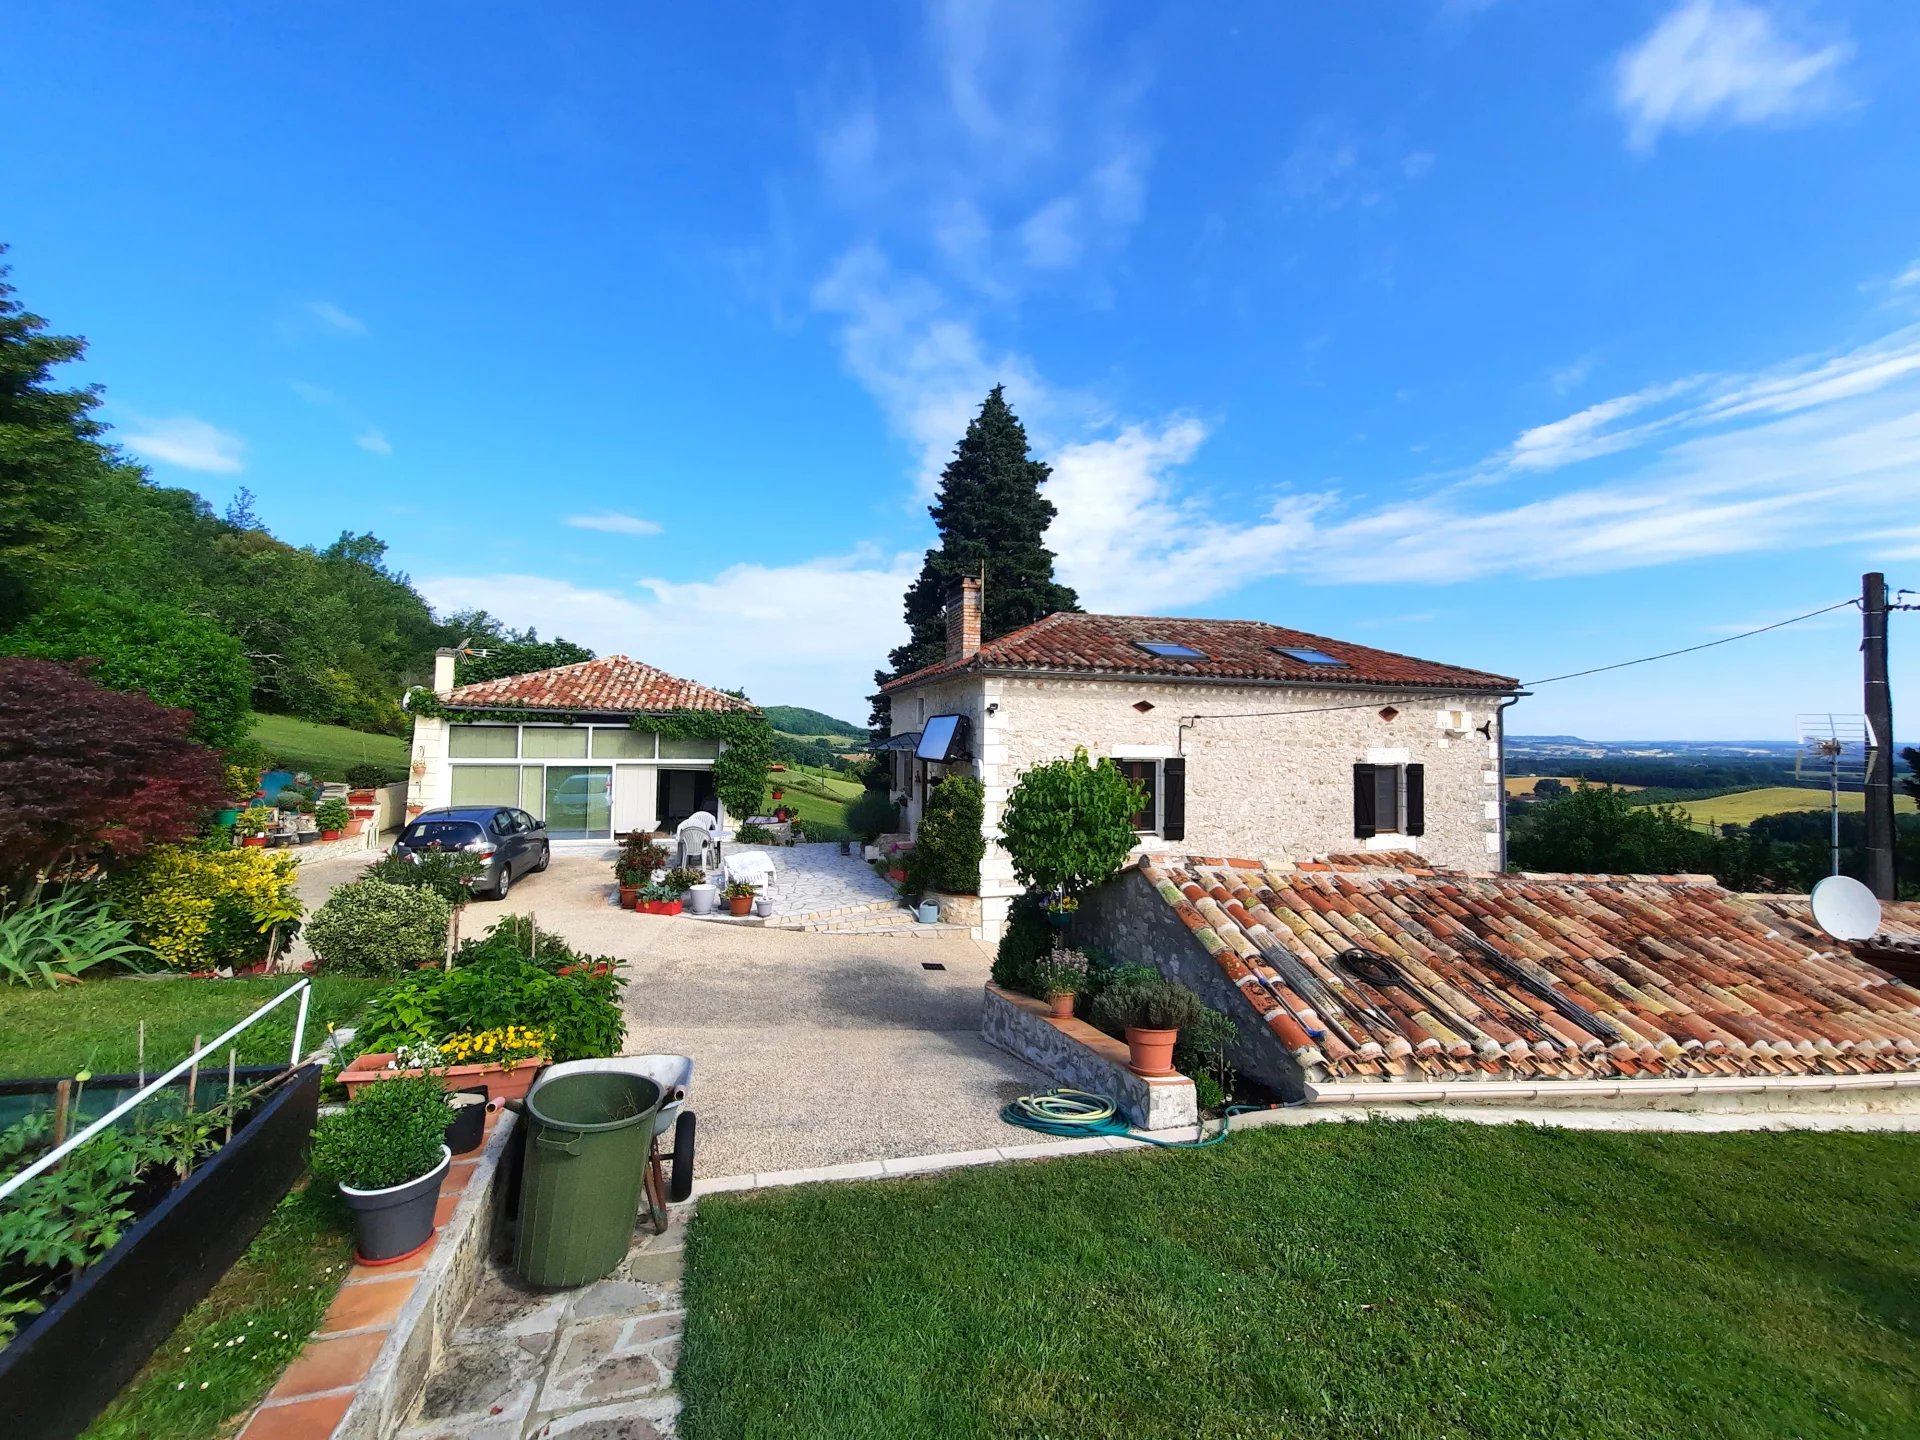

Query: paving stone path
[739,840,900,918]
[401,1214,687,1440]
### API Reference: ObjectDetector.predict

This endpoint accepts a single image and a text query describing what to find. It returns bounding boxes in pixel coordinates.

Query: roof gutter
[887,664,1519,696]
[1302,1071,1920,1105]
[1494,691,1527,871]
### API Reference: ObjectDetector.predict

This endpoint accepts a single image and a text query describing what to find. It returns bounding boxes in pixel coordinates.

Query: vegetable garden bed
[0,1064,322,1440]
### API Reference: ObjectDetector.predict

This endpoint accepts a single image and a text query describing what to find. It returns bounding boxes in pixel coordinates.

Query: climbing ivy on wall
[641,710,771,822]
[402,688,773,821]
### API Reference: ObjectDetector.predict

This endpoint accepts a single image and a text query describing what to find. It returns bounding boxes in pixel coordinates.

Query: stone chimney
[944,574,983,663]
[432,647,458,696]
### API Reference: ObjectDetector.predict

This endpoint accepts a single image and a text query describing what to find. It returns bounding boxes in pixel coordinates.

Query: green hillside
[250,713,408,781]
[765,705,864,740]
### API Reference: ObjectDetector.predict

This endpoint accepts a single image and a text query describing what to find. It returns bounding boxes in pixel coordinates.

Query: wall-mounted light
[985,702,999,715]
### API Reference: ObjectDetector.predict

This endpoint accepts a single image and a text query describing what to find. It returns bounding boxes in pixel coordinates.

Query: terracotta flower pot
[1125,1026,1179,1078]
[1047,991,1076,1020]
[617,884,640,908]
[339,1051,548,1105]
[321,829,343,841]
[728,895,753,916]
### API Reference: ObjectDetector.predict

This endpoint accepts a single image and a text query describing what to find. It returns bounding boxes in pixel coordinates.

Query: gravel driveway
[295,853,1045,1175]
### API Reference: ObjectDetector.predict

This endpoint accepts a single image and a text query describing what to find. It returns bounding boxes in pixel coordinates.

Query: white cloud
[122,416,247,473]
[290,380,336,406]
[1400,151,1436,180]
[1614,0,1850,151]
[355,429,392,456]
[1017,197,1082,270]
[301,300,368,337]
[419,550,917,717]
[565,511,663,537]
[812,245,1059,495]
[1896,261,1920,292]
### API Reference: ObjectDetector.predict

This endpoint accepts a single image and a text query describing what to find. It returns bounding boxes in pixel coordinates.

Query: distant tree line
[1509,781,1920,899]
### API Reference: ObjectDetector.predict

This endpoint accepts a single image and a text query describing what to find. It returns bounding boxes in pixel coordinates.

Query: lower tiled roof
[444,656,754,715]
[1138,855,1920,1083]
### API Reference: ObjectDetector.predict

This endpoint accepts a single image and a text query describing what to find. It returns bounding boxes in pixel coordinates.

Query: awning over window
[873,731,922,752]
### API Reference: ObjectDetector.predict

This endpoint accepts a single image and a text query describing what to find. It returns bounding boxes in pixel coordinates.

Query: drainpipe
[1494,693,1525,871]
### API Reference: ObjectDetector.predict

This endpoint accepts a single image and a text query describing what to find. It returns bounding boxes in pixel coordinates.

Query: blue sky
[4,0,1917,736]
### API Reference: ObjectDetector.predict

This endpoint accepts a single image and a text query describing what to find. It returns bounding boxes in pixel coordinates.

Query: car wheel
[533,843,550,873]
[492,865,512,902]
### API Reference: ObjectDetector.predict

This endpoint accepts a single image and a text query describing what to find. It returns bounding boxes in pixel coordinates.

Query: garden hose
[1000,1087,1247,1149]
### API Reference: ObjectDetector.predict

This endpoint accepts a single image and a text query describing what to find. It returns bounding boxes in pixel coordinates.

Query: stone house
[404,650,753,841]
[881,579,1520,941]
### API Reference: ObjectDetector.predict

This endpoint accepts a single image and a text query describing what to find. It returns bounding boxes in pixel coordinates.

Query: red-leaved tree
[0,656,228,895]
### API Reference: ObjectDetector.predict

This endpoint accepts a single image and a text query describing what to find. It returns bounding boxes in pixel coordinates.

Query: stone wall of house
[1077,868,1310,1101]
[891,670,1502,943]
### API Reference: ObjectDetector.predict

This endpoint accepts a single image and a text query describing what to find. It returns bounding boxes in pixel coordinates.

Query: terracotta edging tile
[318,1276,415,1336]
[269,1331,388,1401]
[238,1391,355,1440]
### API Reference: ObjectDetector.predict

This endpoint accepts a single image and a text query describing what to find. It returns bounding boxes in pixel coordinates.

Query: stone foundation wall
[981,984,1196,1131]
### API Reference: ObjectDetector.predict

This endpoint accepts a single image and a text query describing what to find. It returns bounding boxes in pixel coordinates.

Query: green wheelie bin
[514,1070,663,1287]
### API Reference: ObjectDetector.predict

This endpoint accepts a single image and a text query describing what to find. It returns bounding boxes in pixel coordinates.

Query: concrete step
[804,919,971,937]
[767,898,903,928]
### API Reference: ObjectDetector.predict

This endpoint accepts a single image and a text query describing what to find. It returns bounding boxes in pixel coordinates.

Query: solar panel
[916,714,969,762]
[1275,646,1347,666]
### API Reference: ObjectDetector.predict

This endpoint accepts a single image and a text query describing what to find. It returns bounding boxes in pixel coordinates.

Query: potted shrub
[345,762,388,804]
[234,806,276,847]
[722,880,757,917]
[339,1026,550,1104]
[315,797,351,841]
[309,1073,455,1264]
[615,836,668,908]
[1089,979,1205,1078]
[1032,947,1089,1021]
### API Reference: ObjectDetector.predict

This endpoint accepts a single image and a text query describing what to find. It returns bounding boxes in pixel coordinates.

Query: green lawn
[766,764,863,842]
[679,1121,1920,1440]
[0,976,386,1080]
[82,1182,356,1440]
[249,712,407,782]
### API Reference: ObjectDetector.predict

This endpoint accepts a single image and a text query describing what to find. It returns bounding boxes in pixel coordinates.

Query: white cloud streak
[565,511,664,537]
[1614,0,1850,150]
[122,416,247,473]
[420,551,917,717]
[355,429,393,456]
[301,300,368,337]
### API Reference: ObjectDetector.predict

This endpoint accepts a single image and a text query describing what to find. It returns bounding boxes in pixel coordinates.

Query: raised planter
[980,985,1195,1131]
[339,1052,547,1106]
[637,900,683,916]
[0,1064,322,1440]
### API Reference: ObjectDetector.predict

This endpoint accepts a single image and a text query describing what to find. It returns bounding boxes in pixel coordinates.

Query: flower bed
[0,1063,322,1439]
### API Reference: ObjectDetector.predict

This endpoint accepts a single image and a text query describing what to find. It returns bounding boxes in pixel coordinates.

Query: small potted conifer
[310,1073,455,1264]
[1089,979,1204,1078]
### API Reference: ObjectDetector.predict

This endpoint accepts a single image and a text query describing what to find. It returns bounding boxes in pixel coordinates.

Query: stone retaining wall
[981,984,1196,1131]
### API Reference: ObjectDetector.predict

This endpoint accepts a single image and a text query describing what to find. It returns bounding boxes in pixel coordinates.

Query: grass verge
[0,976,386,1080]
[81,1182,355,1440]
[679,1120,1920,1440]
[249,712,407,782]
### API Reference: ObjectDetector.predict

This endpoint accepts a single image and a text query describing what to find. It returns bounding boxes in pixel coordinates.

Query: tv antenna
[1794,715,1869,878]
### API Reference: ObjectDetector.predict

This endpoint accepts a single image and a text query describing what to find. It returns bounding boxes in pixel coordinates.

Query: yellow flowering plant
[110,845,304,971]
[438,1025,549,1069]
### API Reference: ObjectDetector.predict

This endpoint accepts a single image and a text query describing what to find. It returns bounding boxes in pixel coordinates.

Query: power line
[1181,595,1861,728]
[1522,597,1859,687]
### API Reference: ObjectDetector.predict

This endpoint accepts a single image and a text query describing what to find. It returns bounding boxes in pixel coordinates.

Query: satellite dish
[1809,875,1882,943]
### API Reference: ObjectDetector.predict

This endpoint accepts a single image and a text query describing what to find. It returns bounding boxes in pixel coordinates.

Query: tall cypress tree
[869,386,1079,737]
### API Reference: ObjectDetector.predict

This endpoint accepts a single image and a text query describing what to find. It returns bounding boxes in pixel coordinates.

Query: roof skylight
[1275,646,1348,667]
[1135,641,1208,660]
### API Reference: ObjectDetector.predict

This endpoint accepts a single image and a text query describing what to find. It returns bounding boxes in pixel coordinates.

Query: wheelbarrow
[522,1055,696,1233]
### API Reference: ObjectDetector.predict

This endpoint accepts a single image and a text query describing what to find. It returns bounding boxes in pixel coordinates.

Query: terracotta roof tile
[883,612,1516,693]
[1136,854,1920,1085]
[443,656,754,715]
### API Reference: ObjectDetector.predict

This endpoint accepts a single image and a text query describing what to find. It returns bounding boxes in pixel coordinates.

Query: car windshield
[401,820,483,848]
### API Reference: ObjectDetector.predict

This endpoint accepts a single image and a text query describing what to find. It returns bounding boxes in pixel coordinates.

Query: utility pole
[1862,572,1896,900]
